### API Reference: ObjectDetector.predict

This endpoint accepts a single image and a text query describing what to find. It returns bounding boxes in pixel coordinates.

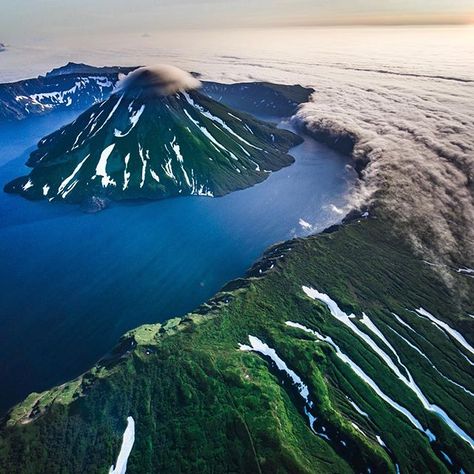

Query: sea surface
[0,109,355,413]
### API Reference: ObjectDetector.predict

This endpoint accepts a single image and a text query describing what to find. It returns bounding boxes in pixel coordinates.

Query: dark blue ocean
[0,110,355,413]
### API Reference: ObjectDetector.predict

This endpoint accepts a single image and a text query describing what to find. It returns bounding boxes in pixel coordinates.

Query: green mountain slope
[4,89,300,205]
[1,217,472,473]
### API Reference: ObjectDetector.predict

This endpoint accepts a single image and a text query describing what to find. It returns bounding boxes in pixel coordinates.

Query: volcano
[5,65,301,206]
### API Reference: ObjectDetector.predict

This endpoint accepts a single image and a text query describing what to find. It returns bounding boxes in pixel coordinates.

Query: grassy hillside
[1,217,472,473]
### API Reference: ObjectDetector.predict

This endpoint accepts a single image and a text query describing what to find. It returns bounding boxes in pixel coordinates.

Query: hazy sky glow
[1,0,473,43]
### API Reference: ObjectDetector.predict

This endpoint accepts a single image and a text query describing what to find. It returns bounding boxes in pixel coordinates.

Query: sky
[1,0,473,44]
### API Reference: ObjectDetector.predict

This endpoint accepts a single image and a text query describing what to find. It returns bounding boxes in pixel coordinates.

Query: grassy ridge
[0,218,472,473]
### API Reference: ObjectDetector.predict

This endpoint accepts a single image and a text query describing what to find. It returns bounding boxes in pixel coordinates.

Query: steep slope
[0,217,472,474]
[4,68,301,205]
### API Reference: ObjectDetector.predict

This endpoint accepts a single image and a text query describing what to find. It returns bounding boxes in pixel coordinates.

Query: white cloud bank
[295,72,474,273]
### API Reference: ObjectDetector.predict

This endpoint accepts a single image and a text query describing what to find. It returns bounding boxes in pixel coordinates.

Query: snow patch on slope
[109,416,135,474]
[239,335,316,430]
[114,105,145,137]
[285,320,433,440]
[301,287,474,449]
[95,145,116,187]
[415,307,474,356]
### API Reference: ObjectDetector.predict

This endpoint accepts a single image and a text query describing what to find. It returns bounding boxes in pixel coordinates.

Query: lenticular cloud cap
[118,65,201,97]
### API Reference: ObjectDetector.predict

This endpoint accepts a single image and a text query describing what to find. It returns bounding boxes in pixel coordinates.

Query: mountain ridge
[0,63,314,122]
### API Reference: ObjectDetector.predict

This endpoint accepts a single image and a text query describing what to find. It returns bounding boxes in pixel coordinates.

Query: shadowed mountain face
[201,81,314,118]
[4,88,301,205]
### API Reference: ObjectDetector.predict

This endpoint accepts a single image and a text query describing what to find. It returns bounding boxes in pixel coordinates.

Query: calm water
[0,110,355,413]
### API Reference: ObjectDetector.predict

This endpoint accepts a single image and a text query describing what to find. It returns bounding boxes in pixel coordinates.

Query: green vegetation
[0,218,472,473]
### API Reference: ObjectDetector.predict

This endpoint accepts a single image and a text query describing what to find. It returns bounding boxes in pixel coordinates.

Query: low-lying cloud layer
[117,65,201,97]
[296,77,474,274]
[182,32,473,281]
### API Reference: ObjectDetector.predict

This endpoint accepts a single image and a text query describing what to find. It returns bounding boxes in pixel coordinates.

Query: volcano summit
[5,65,301,206]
